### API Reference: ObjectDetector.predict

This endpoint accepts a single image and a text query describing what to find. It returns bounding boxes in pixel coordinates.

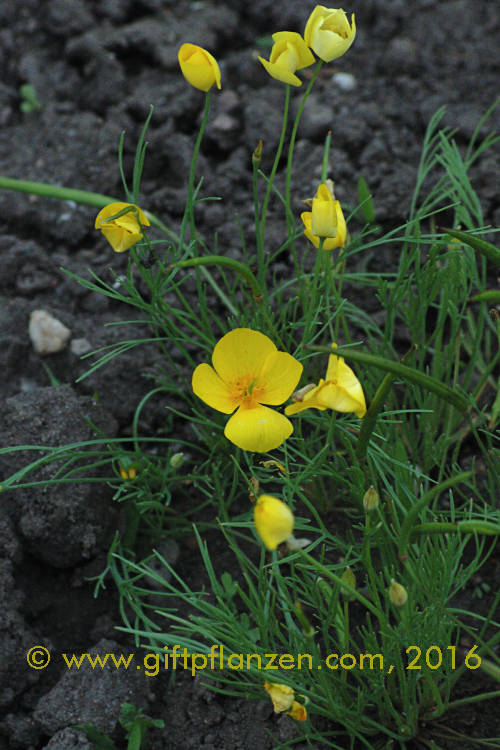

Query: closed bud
[252,140,263,166]
[389,579,408,607]
[170,452,185,469]
[340,566,356,600]
[363,486,379,512]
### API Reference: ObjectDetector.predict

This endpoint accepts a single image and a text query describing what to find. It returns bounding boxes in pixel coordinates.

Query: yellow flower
[178,43,221,92]
[264,682,307,721]
[304,6,356,63]
[95,202,150,253]
[258,32,315,87]
[285,344,366,418]
[254,494,294,550]
[301,183,346,250]
[192,328,303,452]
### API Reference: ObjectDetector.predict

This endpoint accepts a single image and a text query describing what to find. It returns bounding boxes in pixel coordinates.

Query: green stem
[285,60,323,264]
[356,371,398,460]
[180,90,211,251]
[397,471,473,559]
[122,498,141,550]
[362,512,382,610]
[410,520,500,538]
[259,85,290,250]
[428,690,500,719]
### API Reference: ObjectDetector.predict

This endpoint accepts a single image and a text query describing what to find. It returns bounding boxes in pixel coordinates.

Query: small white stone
[29,310,71,355]
[70,337,93,356]
[332,72,357,91]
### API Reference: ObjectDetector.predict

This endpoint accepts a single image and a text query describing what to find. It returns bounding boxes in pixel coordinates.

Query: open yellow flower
[264,682,307,721]
[285,344,366,418]
[95,202,150,253]
[192,328,302,452]
[304,6,356,63]
[301,183,347,250]
[178,43,221,92]
[258,31,315,87]
[254,494,294,550]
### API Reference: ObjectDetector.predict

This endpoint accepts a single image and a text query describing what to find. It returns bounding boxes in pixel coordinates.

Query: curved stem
[285,60,324,267]
[259,85,290,247]
[180,90,211,251]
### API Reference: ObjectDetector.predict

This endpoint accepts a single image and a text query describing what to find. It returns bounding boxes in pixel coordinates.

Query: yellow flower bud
[258,31,315,87]
[301,184,347,250]
[178,43,221,92]
[304,6,356,63]
[95,202,150,253]
[253,495,294,550]
[363,486,379,512]
[389,579,408,607]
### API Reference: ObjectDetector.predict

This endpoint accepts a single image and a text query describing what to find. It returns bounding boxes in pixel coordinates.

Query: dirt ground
[0,1,499,748]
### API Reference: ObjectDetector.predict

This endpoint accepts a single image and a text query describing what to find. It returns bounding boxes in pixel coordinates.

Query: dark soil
[0,1,499,748]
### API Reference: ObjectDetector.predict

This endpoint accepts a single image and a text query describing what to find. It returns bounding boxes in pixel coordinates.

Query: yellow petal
[301,211,341,251]
[254,496,294,550]
[324,353,366,417]
[264,682,295,712]
[271,31,315,69]
[212,328,276,384]
[95,202,149,229]
[334,200,347,247]
[325,350,362,390]
[224,405,293,452]
[312,196,337,238]
[287,701,307,721]
[259,350,303,405]
[192,363,236,414]
[258,56,303,87]
[178,43,221,92]
[100,225,143,253]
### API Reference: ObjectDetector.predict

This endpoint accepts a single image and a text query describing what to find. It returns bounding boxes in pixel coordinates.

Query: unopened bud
[170,452,185,469]
[363,486,379,512]
[340,567,356,600]
[389,579,408,607]
[252,140,263,166]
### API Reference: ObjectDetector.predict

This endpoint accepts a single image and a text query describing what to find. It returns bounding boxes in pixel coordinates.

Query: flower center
[230,374,266,409]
